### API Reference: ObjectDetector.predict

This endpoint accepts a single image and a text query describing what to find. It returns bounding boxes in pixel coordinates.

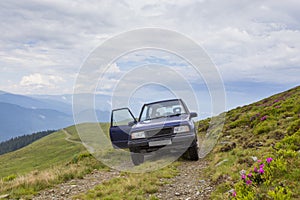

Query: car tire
[188,145,199,161]
[131,152,144,166]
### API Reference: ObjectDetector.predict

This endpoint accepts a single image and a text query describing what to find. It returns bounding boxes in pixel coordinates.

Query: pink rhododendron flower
[247,173,252,177]
[233,191,237,197]
[260,116,267,121]
[246,180,252,185]
[266,157,273,163]
[257,160,262,163]
[259,168,264,174]
[254,167,258,172]
[260,164,265,168]
[241,174,246,180]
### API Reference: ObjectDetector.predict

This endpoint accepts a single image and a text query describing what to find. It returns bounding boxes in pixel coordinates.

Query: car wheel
[188,145,199,161]
[130,152,144,166]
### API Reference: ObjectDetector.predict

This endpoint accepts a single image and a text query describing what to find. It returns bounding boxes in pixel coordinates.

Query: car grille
[146,128,173,138]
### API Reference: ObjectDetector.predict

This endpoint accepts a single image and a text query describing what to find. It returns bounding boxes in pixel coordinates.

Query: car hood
[132,114,190,132]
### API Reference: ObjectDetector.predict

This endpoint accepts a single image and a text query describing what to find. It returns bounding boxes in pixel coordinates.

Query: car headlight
[131,131,146,139]
[173,125,190,133]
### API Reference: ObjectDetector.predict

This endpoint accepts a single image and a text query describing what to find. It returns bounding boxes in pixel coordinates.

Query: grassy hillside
[0,122,111,178]
[0,124,110,198]
[0,129,84,178]
[198,85,300,199]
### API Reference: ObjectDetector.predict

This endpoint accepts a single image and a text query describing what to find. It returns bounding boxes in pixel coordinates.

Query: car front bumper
[128,132,197,153]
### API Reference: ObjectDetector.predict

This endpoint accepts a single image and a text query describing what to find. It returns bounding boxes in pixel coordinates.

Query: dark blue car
[109,99,199,165]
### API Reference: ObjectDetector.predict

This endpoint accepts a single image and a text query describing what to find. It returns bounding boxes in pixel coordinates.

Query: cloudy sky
[1,0,300,112]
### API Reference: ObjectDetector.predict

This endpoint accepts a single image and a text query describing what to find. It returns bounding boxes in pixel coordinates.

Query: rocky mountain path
[153,159,213,200]
[33,169,120,200]
[33,159,213,200]
[33,159,212,200]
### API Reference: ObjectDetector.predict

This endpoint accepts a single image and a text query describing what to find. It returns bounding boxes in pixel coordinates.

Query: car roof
[143,98,182,106]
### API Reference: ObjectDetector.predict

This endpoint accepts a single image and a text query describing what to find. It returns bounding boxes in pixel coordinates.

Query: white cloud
[20,73,64,90]
[106,63,121,74]
[0,0,299,95]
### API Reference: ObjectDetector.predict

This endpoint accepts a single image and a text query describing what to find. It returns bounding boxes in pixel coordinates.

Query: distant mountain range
[0,91,111,142]
[0,91,72,114]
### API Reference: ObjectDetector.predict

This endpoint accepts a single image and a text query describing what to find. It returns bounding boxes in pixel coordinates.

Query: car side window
[112,109,135,126]
[140,106,150,121]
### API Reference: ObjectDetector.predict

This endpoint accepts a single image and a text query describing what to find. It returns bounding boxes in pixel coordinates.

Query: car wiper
[143,113,186,121]
[146,116,167,120]
[166,113,185,117]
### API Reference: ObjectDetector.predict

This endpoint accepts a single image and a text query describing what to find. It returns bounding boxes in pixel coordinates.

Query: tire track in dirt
[153,160,213,200]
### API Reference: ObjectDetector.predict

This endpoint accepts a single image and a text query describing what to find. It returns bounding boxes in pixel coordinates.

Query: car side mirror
[190,112,197,118]
[128,120,137,126]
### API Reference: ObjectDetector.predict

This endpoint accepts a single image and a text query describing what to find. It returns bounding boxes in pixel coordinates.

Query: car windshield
[139,100,187,121]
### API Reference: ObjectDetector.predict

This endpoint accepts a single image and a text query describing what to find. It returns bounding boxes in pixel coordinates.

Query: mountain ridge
[0,91,111,141]
[0,91,72,114]
[0,102,73,141]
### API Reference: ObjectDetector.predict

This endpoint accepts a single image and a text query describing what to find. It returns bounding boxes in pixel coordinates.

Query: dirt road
[33,159,212,200]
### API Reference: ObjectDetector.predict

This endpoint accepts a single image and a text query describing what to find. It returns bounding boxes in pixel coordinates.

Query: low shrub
[230,157,290,200]
[276,130,300,151]
[287,119,300,135]
[3,174,17,182]
[71,152,92,164]
[253,120,277,135]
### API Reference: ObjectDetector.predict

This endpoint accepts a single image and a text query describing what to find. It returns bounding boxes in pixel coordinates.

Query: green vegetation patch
[0,155,107,199]
[197,85,300,199]
[0,124,110,199]
[0,130,85,178]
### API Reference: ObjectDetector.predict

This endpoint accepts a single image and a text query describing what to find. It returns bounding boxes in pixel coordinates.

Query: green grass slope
[198,85,300,199]
[0,129,85,178]
[0,124,110,198]
[0,122,111,179]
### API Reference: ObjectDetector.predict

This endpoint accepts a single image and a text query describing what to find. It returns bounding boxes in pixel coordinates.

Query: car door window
[112,108,135,126]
